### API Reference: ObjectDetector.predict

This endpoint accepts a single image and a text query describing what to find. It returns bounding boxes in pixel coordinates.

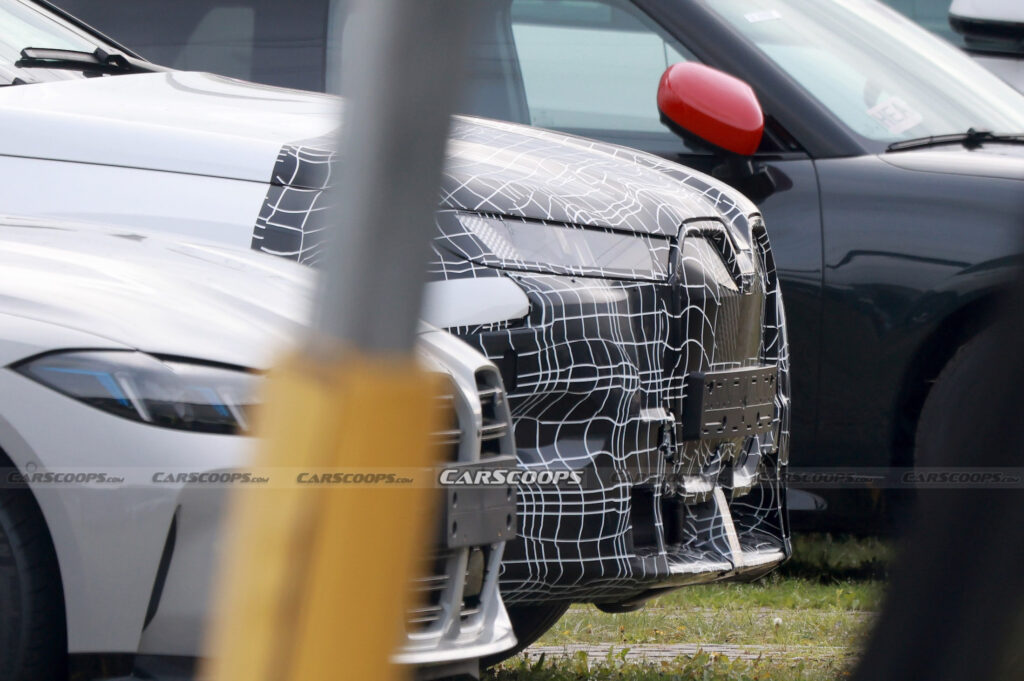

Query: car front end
[0,218,517,680]
[433,136,792,608]
[252,118,793,611]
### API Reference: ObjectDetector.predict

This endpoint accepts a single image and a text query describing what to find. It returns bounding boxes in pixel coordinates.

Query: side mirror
[657,62,764,156]
[950,0,1024,56]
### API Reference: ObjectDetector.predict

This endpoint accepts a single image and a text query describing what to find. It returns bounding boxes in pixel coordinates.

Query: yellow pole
[204,355,441,681]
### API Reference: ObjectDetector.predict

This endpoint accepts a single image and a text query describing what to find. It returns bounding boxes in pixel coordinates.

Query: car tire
[481,602,570,668]
[0,486,66,681]
[881,330,994,532]
[915,330,994,470]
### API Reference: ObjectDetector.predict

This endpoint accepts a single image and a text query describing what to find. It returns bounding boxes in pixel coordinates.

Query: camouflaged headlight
[437,212,673,281]
[14,350,259,434]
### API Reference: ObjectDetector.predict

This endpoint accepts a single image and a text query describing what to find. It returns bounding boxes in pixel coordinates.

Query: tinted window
[0,0,117,84]
[708,0,1024,146]
[56,0,697,153]
[458,0,699,154]
[167,7,255,80]
[57,0,330,90]
[510,0,693,133]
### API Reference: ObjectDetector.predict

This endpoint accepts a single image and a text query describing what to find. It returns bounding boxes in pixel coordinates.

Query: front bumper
[0,372,249,657]
[433,219,791,605]
[0,370,516,675]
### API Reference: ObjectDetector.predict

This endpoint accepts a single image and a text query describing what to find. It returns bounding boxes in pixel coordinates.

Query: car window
[458,0,702,155]
[511,0,693,134]
[167,7,255,81]
[56,0,329,90]
[0,0,110,83]
[707,0,1024,146]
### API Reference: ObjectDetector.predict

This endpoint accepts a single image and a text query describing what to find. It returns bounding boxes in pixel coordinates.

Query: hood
[442,116,757,237]
[0,72,757,238]
[0,72,339,183]
[879,144,1024,181]
[0,217,314,369]
[0,215,492,379]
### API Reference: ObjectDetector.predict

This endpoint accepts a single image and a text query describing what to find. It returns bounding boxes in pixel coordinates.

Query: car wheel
[915,330,994,470]
[882,331,994,531]
[481,602,570,668]
[0,487,66,681]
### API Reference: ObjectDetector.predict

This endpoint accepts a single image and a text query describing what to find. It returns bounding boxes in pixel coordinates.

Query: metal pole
[314,0,479,353]
[203,2,479,680]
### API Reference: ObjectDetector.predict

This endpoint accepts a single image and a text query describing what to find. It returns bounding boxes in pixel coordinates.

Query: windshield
[0,0,113,84]
[707,0,1024,147]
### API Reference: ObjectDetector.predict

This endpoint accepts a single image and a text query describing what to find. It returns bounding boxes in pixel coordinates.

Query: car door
[462,0,825,465]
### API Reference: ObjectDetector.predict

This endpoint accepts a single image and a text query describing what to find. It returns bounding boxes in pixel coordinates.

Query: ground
[486,534,888,681]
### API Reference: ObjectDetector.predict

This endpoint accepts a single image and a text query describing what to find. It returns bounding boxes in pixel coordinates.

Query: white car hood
[0,216,483,378]
[0,72,339,183]
[0,217,315,369]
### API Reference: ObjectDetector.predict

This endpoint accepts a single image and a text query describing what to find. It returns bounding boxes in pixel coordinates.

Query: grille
[411,376,463,633]
[407,371,510,635]
[407,560,450,629]
[432,375,461,462]
[406,548,489,632]
[476,369,511,457]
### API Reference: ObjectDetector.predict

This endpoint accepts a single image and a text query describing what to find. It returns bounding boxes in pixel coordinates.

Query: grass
[486,534,886,680]
[533,574,880,648]
[491,649,846,681]
[779,533,891,582]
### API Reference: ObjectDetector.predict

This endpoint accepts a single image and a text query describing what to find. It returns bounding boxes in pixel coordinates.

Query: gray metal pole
[312,0,480,354]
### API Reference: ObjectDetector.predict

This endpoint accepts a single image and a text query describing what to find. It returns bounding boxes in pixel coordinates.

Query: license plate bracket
[680,365,777,441]
[440,455,518,549]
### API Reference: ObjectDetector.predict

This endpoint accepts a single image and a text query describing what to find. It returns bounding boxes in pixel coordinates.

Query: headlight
[14,351,259,434]
[437,212,672,281]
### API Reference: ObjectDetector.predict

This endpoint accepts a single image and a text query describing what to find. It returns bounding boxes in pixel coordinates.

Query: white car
[950,0,1024,92]
[0,216,517,680]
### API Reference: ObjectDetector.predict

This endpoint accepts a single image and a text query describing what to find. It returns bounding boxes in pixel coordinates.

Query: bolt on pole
[203,2,481,680]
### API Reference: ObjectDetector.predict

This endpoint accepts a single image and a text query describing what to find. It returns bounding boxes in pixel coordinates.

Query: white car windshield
[708,0,1024,146]
[0,0,115,84]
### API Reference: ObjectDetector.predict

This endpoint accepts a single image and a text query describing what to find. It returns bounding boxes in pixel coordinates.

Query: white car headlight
[14,350,259,434]
[437,212,672,281]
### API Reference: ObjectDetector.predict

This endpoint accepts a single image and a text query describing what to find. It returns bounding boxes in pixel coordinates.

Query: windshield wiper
[887,128,1024,152]
[14,47,162,75]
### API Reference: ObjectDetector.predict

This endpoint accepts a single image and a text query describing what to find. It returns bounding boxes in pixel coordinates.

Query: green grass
[780,533,891,581]
[490,648,853,681]
[487,534,885,680]
[533,574,880,647]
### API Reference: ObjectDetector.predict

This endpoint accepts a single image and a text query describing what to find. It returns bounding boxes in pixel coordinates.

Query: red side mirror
[657,63,764,156]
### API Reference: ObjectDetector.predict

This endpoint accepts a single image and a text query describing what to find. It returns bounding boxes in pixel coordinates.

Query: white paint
[0,71,338,182]
[745,10,782,23]
[0,156,268,249]
[422,277,530,328]
[951,0,1024,23]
